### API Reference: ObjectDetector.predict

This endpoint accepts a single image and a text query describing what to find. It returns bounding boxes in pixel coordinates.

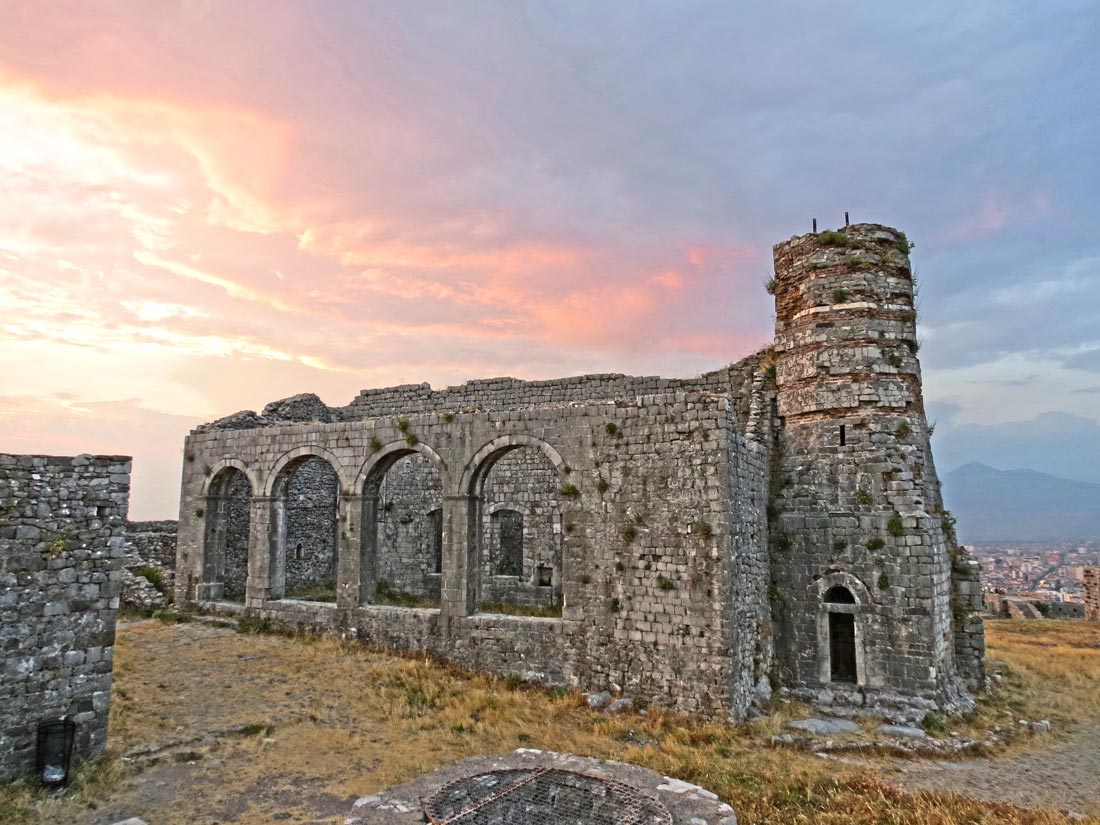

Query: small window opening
[536,565,553,587]
[295,542,303,560]
[839,424,846,446]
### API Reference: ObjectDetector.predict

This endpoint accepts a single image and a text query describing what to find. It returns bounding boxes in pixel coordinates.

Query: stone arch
[355,440,448,496]
[200,464,254,601]
[813,571,871,686]
[357,440,447,608]
[460,434,566,498]
[265,445,349,498]
[462,435,567,616]
[266,448,342,602]
[200,457,260,498]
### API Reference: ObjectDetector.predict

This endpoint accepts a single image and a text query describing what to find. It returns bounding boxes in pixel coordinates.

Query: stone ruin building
[0,453,130,780]
[1086,569,1099,621]
[174,223,985,722]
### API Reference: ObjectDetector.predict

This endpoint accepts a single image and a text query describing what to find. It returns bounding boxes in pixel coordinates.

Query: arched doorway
[467,439,565,617]
[202,465,252,602]
[824,585,857,683]
[270,454,340,602]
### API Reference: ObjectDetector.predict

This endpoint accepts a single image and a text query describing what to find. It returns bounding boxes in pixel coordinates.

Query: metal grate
[422,767,673,825]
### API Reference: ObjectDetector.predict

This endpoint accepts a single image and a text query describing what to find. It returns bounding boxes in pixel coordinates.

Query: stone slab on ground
[786,718,861,735]
[345,749,737,824]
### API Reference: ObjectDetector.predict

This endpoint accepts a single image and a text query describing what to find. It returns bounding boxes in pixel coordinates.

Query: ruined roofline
[195,348,773,434]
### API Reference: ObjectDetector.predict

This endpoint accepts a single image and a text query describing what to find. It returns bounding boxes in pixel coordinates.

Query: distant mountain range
[941,462,1100,544]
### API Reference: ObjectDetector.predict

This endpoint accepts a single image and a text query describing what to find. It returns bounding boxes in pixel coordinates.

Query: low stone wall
[1085,568,1099,621]
[0,454,130,780]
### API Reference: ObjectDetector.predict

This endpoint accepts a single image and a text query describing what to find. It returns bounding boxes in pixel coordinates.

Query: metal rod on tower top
[845,211,850,226]
[812,218,817,233]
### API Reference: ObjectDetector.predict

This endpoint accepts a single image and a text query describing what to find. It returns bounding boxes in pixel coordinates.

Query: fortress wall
[177,391,765,716]
[0,454,130,780]
[1086,568,1100,621]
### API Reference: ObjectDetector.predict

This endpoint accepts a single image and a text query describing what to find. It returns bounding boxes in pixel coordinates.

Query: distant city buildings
[973,540,1100,614]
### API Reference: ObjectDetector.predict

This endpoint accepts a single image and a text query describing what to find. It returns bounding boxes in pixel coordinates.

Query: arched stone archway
[357,441,447,608]
[463,435,567,617]
[268,450,341,602]
[200,464,253,601]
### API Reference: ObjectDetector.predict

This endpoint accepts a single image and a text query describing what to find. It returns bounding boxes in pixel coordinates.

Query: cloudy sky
[1,1,1098,518]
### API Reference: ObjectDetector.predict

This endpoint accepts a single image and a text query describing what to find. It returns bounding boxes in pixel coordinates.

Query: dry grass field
[2,618,1098,825]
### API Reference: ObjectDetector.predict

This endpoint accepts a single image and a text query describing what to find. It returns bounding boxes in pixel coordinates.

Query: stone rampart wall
[0,454,130,780]
[176,391,768,716]
[1086,568,1099,621]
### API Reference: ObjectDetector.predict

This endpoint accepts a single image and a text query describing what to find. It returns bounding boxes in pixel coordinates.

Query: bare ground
[884,726,1100,817]
[5,617,1100,825]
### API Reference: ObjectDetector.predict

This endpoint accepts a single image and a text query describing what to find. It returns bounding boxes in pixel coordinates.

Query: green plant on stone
[921,711,947,735]
[657,575,675,591]
[596,477,609,494]
[854,489,873,505]
[560,482,580,499]
[139,566,163,589]
[404,432,419,447]
[369,436,383,452]
[622,525,637,544]
[775,532,793,552]
[832,539,848,552]
[194,507,205,518]
[866,536,886,551]
[878,573,891,590]
[694,519,713,539]
[896,421,911,440]
[894,232,915,255]
[886,512,904,537]
[817,230,855,248]
[764,276,777,295]
[579,574,592,585]
[564,522,575,534]
[831,287,850,304]
[396,418,410,432]
[442,411,454,423]
[609,598,621,613]
[887,351,903,368]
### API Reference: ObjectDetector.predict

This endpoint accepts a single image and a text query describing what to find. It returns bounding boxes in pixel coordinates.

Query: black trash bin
[36,719,77,786]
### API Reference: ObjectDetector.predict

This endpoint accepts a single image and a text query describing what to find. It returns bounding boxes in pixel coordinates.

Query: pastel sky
[1,1,1098,518]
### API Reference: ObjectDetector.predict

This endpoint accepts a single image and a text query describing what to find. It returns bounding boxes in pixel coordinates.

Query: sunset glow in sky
[2,2,1099,517]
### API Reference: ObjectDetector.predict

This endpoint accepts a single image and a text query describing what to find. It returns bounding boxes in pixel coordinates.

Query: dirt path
[881,727,1100,817]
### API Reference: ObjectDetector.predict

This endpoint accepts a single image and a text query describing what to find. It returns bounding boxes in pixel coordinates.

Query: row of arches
[198,438,565,616]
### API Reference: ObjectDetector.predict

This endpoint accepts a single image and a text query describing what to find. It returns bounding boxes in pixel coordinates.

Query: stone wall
[1086,568,1099,621]
[770,224,977,719]
[0,454,130,780]
[124,520,177,568]
[375,452,443,600]
[176,391,769,717]
[120,520,177,611]
[284,456,338,595]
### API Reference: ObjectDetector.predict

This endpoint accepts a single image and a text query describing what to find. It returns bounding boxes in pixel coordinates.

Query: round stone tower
[769,223,973,720]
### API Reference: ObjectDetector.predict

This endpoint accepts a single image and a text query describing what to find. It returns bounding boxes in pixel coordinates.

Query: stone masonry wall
[1086,568,1100,621]
[284,456,339,595]
[770,224,976,720]
[480,447,563,610]
[176,391,767,717]
[376,452,443,600]
[124,520,177,568]
[0,454,130,780]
